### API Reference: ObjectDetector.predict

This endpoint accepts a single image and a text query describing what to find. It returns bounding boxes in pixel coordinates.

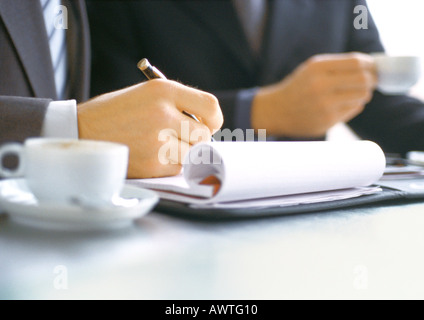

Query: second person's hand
[251,52,377,138]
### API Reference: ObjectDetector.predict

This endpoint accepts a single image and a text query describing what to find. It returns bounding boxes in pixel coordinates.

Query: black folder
[153,179,424,220]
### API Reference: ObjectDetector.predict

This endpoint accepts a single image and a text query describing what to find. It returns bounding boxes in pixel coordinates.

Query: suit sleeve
[347,0,424,154]
[0,96,50,145]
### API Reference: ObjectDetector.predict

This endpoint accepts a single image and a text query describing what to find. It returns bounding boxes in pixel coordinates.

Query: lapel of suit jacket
[259,0,314,84]
[0,0,57,99]
[178,1,257,74]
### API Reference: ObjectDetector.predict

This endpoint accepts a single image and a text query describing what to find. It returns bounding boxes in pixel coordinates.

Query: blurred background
[368,0,424,99]
[328,0,424,140]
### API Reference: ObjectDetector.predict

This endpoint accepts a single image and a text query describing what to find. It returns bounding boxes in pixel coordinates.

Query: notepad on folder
[128,141,386,212]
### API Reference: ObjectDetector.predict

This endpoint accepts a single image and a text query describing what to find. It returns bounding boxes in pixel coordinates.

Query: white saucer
[0,179,159,231]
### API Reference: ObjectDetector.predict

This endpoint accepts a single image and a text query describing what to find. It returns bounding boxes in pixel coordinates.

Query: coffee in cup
[372,53,421,95]
[0,138,129,206]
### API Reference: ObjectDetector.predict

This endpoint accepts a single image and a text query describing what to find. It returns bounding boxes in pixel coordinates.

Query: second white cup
[372,53,421,95]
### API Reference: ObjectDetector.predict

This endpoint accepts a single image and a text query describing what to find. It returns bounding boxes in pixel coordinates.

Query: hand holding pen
[78,70,221,178]
[138,58,216,142]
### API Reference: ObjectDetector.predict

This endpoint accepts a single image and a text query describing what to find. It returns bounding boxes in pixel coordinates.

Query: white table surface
[1,191,424,300]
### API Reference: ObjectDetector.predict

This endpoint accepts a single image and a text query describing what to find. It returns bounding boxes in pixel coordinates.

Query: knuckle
[212,108,224,129]
[155,105,175,129]
[204,92,219,107]
[153,103,169,118]
[306,54,321,66]
[348,52,364,64]
[348,51,362,60]
[203,93,223,128]
[305,56,321,72]
[143,78,166,92]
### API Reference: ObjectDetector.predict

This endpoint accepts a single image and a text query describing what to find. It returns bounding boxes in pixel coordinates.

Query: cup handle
[0,143,24,178]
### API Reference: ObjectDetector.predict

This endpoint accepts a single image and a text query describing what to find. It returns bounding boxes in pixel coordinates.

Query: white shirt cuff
[41,100,79,139]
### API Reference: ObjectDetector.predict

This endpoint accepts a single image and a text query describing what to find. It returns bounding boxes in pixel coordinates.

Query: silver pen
[137,58,215,142]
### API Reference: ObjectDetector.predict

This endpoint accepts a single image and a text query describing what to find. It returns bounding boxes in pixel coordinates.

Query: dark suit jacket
[0,0,90,144]
[88,0,424,154]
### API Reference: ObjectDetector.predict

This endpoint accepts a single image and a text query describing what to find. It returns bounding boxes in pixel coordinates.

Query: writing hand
[77,79,223,178]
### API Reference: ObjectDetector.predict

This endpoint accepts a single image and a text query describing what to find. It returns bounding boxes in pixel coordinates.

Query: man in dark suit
[0,0,223,178]
[88,0,424,155]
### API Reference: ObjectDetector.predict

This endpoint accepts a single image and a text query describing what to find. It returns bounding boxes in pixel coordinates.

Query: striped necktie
[40,0,68,100]
[233,0,268,56]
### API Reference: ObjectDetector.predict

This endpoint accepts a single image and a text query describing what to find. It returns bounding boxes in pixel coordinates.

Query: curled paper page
[181,141,385,203]
[130,141,386,206]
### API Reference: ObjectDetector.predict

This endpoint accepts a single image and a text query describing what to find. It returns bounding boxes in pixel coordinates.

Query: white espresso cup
[372,53,421,95]
[0,138,129,206]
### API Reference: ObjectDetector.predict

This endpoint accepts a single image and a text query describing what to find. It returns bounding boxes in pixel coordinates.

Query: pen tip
[137,58,150,70]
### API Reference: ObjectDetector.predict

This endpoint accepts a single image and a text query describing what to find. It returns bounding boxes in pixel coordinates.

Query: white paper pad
[128,141,386,208]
